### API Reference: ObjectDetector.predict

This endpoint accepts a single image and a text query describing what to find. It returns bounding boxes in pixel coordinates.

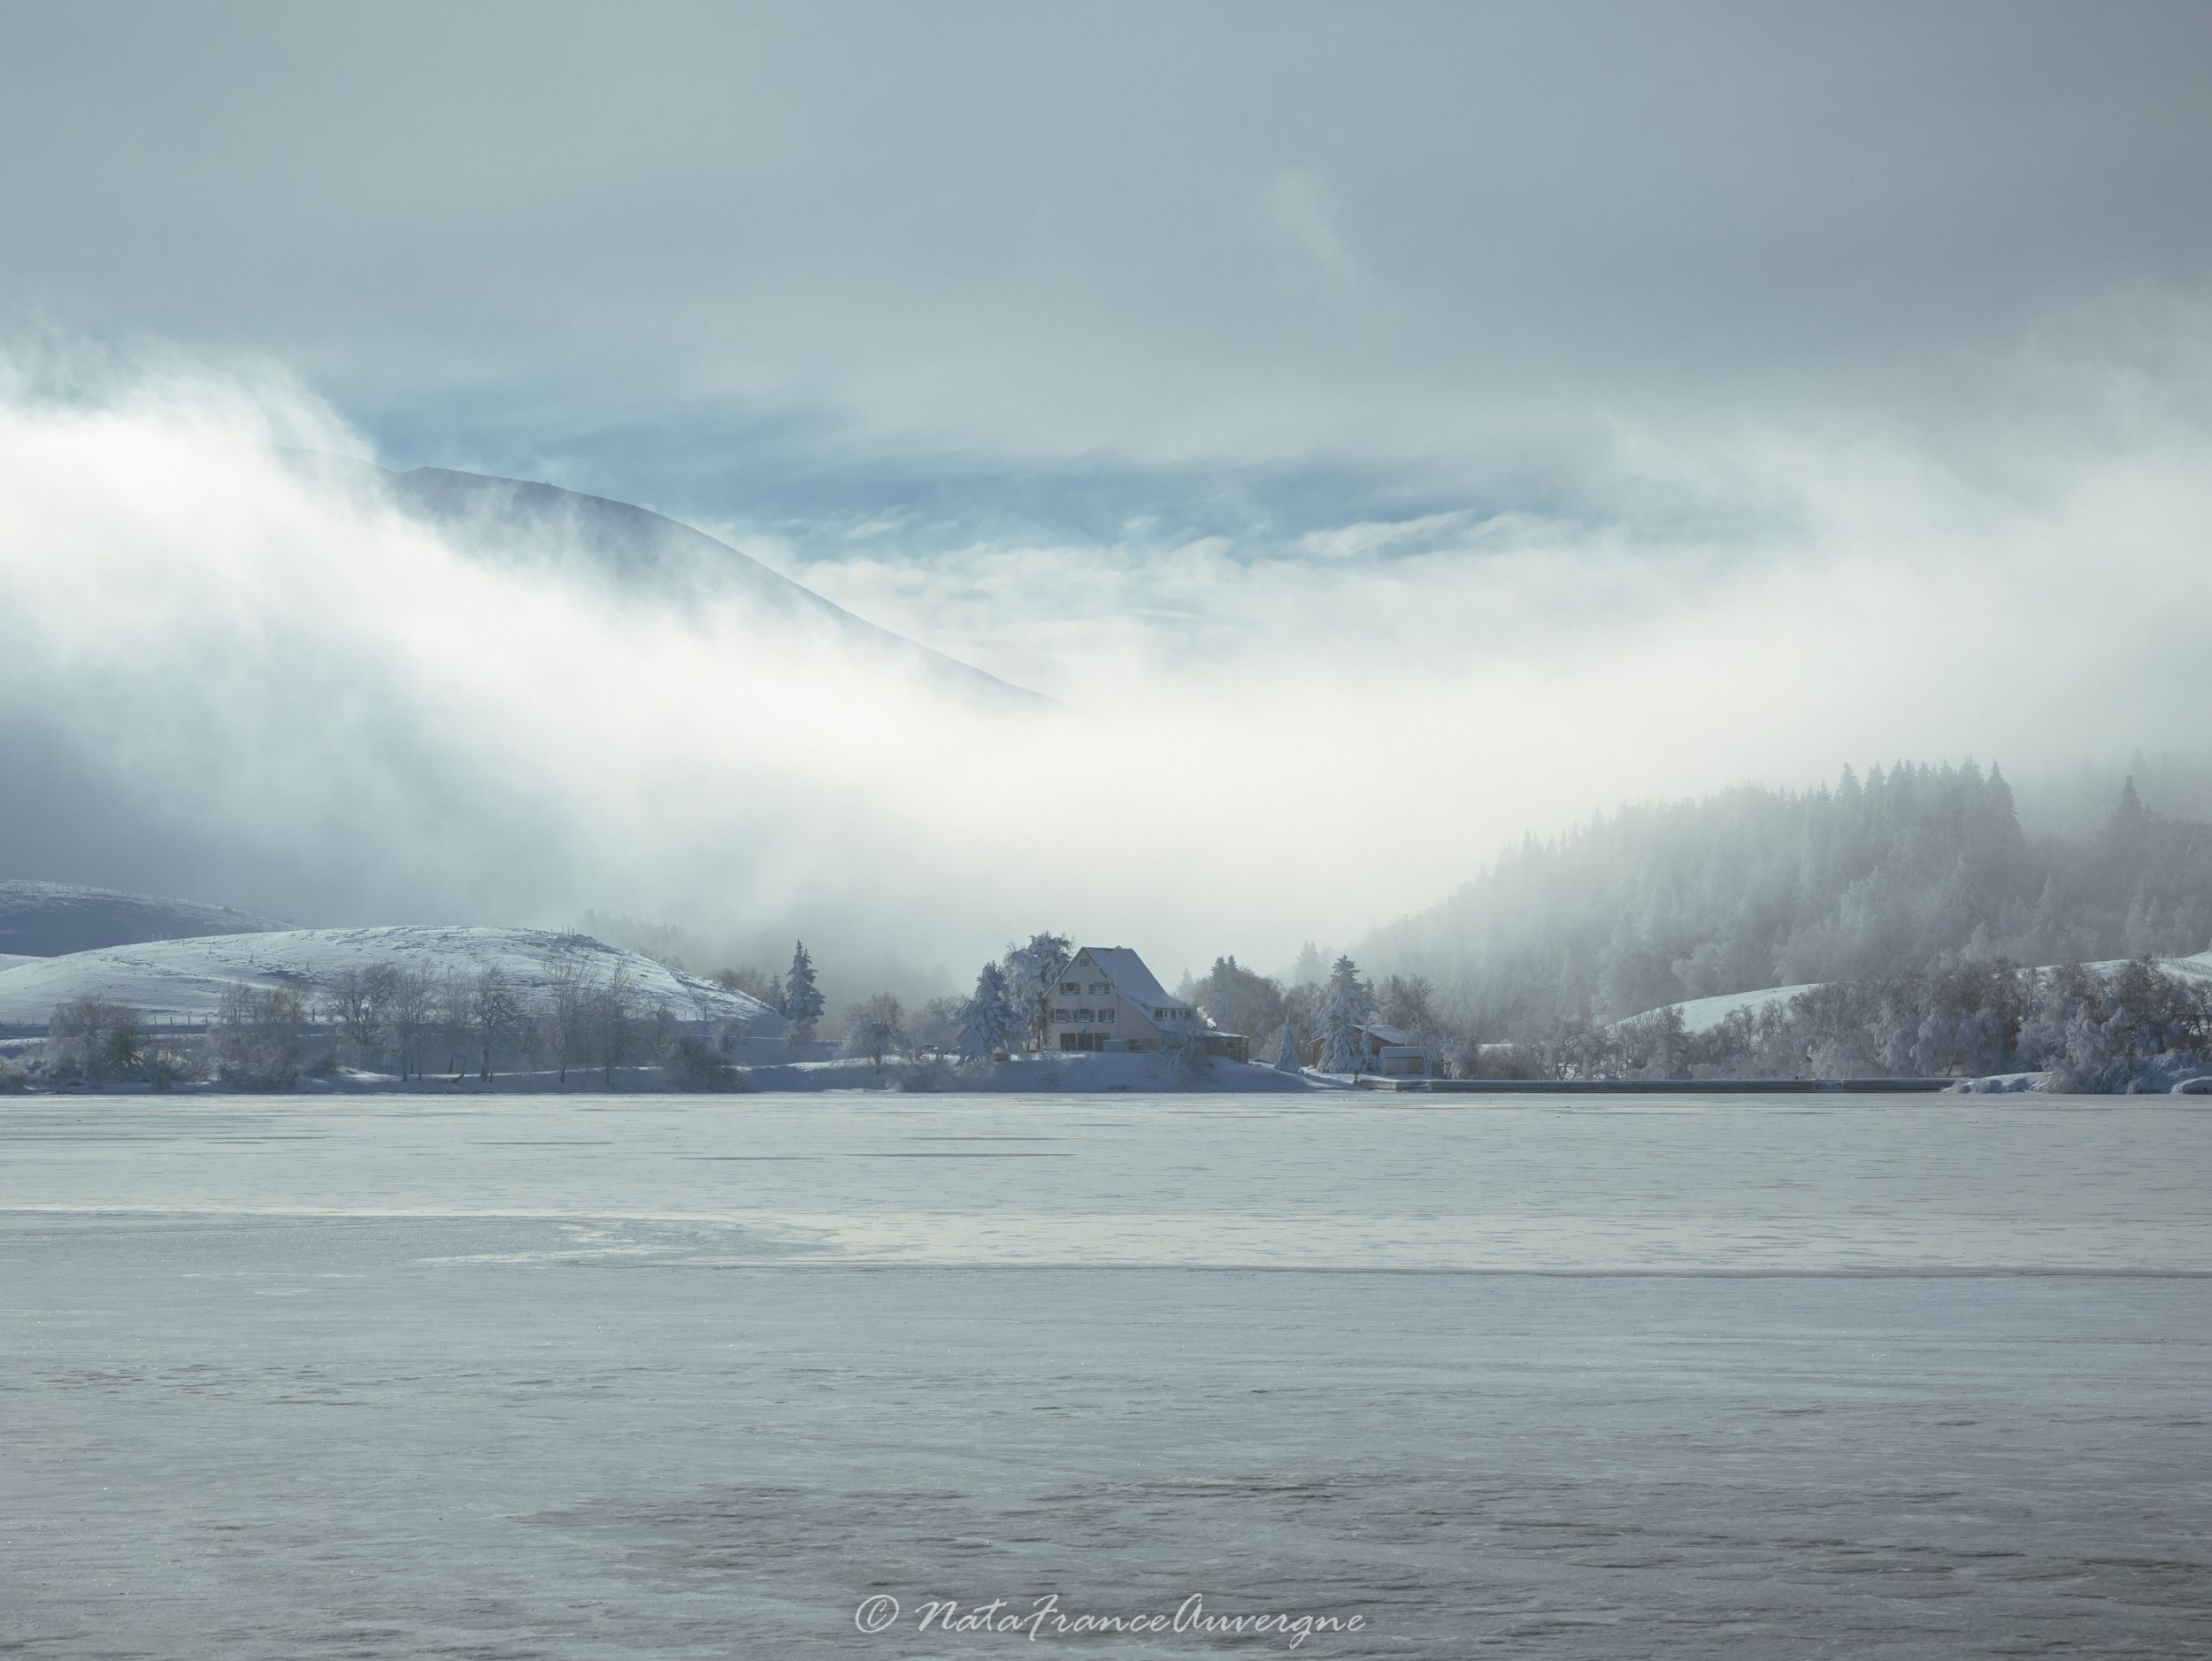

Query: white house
[1047,946,1205,1055]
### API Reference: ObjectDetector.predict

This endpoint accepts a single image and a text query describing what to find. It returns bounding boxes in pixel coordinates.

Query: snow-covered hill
[0,881,292,957]
[0,925,784,1032]
[1622,950,2212,1034]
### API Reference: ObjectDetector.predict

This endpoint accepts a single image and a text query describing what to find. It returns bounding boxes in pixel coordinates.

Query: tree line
[1355,765,2212,1036]
[20,958,726,1091]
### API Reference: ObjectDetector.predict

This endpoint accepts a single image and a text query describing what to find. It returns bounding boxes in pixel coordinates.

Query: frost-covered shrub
[139,1041,209,1091]
[48,996,143,1082]
[892,1057,956,1092]
[1159,1026,1214,1081]
[661,1034,744,1092]
[209,983,306,1088]
[0,1055,30,1093]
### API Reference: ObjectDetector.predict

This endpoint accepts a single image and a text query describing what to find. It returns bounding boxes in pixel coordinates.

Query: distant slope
[0,880,291,957]
[1633,984,1819,1035]
[0,925,785,1031]
[294,454,1041,706]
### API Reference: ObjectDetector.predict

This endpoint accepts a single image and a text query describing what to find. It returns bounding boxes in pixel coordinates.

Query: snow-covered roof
[1073,946,1189,1029]
[1356,1021,1418,1047]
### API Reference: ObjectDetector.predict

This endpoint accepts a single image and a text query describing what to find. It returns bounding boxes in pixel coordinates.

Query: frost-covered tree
[1191,956,1286,1041]
[1273,1023,1303,1073]
[1376,973,1438,1041]
[1351,761,2212,1042]
[209,983,305,1089]
[1317,955,1368,1074]
[48,995,142,1082]
[841,993,908,1072]
[1000,932,1071,1054]
[783,941,825,1041]
[783,946,827,1039]
[910,995,967,1054]
[712,964,784,1009]
[956,962,1022,1063]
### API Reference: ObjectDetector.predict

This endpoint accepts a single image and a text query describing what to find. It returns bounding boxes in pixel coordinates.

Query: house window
[1052,1008,1071,1022]
[1077,1008,1094,1022]
[1061,981,1079,994]
[1088,981,1108,995]
[1098,1008,1114,1023]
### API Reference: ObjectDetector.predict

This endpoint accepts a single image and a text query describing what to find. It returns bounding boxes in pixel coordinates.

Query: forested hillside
[1359,763,2212,1036]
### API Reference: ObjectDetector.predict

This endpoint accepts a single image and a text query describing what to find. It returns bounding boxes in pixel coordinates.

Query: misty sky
[4,3,2212,980]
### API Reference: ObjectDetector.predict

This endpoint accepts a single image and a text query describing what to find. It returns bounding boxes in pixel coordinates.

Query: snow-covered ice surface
[5,1093,2210,1657]
[0,924,782,1030]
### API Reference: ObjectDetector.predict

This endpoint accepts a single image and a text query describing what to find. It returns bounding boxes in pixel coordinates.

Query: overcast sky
[4,3,2212,973]
[8,3,2210,529]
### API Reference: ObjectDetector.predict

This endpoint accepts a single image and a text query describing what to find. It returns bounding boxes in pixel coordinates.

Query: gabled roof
[1356,1021,1418,1047]
[1071,945,1190,1028]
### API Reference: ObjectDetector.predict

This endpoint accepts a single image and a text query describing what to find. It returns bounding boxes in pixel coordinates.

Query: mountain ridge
[288,451,1042,706]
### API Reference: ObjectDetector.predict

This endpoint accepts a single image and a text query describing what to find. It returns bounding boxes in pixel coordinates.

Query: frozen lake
[4,1092,2210,1657]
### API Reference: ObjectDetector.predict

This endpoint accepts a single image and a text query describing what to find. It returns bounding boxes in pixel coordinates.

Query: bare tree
[471,965,523,1081]
[387,966,436,1081]
[586,966,637,1088]
[321,968,377,1058]
[545,953,589,1085]
[438,967,472,1077]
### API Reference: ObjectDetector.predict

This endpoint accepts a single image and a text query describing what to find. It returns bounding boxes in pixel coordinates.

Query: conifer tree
[956,962,1022,1063]
[783,941,825,1041]
[1317,955,1367,1073]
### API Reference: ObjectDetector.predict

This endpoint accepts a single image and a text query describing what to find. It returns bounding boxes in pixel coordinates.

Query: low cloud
[3,339,2211,986]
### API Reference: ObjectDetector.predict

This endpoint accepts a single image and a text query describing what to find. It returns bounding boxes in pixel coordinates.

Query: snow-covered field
[4,1092,2210,1657]
[0,924,782,1031]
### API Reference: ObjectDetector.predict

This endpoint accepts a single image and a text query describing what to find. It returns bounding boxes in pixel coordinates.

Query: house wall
[1045,949,1194,1053]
